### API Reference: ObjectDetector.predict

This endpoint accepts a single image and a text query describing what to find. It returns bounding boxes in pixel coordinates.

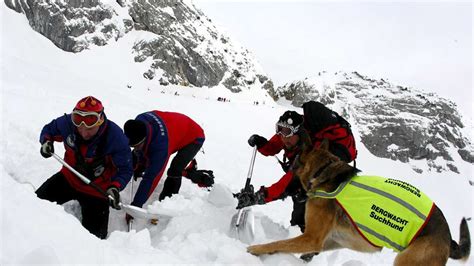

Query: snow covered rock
[4,0,273,94]
[274,71,473,173]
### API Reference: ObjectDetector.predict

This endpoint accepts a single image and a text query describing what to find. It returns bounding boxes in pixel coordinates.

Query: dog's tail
[449,218,470,260]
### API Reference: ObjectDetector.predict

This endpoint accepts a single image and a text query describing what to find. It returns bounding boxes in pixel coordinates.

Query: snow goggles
[72,110,103,128]
[276,122,300,137]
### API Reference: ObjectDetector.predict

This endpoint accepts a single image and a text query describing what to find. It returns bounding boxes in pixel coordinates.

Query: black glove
[40,141,54,158]
[187,169,215,187]
[133,169,144,181]
[248,134,267,148]
[234,185,266,209]
[106,186,121,210]
[292,188,308,203]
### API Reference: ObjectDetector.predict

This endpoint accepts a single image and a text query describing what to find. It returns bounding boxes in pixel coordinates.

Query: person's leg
[159,176,182,201]
[159,142,202,200]
[166,142,203,177]
[36,172,76,204]
[77,194,110,239]
[290,197,307,233]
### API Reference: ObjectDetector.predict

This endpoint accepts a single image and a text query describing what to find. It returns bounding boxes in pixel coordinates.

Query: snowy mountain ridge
[3,0,472,175]
[4,0,274,93]
[273,71,473,174]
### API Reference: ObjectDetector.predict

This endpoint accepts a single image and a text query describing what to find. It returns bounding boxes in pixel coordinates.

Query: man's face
[72,109,104,140]
[76,124,101,140]
[281,134,300,150]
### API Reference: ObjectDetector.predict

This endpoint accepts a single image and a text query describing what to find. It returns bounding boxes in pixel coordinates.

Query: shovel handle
[51,152,112,200]
[234,147,258,225]
[234,209,243,226]
[52,152,165,220]
[244,146,257,190]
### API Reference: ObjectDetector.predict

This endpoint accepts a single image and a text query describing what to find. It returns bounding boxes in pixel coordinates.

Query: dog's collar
[306,161,333,189]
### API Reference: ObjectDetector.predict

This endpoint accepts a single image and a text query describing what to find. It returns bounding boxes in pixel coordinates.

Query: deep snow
[1,4,473,265]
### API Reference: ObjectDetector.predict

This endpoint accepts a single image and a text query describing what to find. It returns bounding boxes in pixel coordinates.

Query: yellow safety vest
[307,175,434,252]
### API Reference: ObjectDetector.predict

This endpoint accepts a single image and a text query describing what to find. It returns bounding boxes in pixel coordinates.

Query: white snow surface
[1,5,473,266]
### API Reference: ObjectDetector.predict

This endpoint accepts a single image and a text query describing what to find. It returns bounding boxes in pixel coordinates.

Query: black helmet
[276,111,303,137]
[124,119,147,146]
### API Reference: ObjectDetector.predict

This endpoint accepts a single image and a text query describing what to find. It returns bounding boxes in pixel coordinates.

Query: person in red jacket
[123,111,209,221]
[36,96,133,239]
[235,110,353,233]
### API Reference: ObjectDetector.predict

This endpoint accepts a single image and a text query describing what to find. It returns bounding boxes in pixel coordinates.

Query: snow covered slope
[1,5,473,266]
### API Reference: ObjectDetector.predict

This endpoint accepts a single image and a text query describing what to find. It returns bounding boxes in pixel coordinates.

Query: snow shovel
[229,146,257,244]
[51,152,165,220]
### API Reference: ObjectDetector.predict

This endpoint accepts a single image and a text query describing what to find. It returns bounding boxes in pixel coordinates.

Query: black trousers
[35,172,109,239]
[159,142,203,200]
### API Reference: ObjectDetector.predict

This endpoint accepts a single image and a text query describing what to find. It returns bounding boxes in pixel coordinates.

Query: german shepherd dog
[247,139,470,265]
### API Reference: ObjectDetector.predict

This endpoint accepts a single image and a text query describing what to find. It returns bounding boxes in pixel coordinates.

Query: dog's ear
[320,138,330,151]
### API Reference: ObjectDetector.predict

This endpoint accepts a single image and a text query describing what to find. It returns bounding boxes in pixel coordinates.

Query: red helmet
[74,96,104,113]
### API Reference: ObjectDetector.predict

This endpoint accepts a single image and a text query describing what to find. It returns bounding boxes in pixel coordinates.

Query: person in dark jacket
[123,110,210,222]
[235,109,354,233]
[36,96,133,239]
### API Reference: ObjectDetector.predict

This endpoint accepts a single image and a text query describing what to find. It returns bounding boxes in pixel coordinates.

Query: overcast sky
[195,0,472,118]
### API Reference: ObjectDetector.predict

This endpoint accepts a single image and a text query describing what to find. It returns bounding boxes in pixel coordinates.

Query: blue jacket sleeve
[39,115,71,144]
[131,146,168,207]
[107,129,133,191]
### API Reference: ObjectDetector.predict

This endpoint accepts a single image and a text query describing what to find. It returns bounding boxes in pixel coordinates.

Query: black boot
[300,252,319,262]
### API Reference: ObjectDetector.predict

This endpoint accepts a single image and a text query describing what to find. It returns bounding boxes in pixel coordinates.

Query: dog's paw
[247,244,269,255]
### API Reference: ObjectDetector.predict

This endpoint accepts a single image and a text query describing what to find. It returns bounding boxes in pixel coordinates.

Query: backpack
[302,101,357,162]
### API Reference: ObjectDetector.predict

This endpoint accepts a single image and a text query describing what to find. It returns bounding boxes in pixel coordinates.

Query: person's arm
[235,171,295,209]
[131,147,168,207]
[39,115,69,144]
[257,134,284,156]
[108,135,133,191]
[262,171,294,202]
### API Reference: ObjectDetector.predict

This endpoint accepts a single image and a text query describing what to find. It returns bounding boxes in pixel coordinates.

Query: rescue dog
[247,139,470,265]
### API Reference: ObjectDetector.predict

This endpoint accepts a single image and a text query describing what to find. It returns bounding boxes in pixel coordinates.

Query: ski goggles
[71,110,104,128]
[275,122,300,137]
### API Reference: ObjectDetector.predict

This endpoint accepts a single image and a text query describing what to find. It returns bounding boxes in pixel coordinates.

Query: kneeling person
[36,96,133,239]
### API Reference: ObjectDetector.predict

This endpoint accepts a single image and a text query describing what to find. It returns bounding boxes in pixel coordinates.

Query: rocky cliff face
[273,71,473,173]
[4,0,273,93]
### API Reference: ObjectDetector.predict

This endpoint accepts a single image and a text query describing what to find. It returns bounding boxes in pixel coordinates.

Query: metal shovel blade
[229,207,255,244]
[120,204,163,220]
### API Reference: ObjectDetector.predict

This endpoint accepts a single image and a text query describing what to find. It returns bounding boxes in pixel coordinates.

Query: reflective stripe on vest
[307,175,434,252]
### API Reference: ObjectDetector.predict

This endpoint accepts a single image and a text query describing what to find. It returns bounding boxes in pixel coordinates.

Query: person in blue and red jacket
[123,110,209,222]
[234,105,356,234]
[36,96,133,239]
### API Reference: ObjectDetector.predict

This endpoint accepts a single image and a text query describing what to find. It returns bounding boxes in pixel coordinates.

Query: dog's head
[296,139,357,192]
